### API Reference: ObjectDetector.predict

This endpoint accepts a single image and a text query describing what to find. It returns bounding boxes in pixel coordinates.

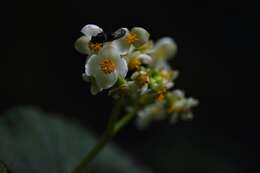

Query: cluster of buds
[75,24,198,129]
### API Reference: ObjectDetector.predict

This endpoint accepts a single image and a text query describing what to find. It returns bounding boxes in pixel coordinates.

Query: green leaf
[0,107,151,173]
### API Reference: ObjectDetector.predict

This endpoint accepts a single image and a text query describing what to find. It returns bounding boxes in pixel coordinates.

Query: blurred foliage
[0,107,151,173]
[0,161,8,173]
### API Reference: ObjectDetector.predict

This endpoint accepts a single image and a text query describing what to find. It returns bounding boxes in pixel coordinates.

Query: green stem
[113,108,137,135]
[72,131,113,173]
[72,101,121,173]
[71,101,138,173]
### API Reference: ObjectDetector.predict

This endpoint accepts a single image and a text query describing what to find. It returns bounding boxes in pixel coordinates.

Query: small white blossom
[151,37,178,60]
[125,51,152,71]
[174,89,185,98]
[81,24,103,40]
[180,112,194,121]
[131,70,150,94]
[75,24,103,55]
[167,90,199,123]
[137,102,165,129]
[159,69,179,89]
[83,45,128,94]
[114,27,150,55]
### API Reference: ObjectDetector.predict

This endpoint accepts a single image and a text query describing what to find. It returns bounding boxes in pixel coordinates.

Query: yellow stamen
[135,73,149,86]
[128,57,141,70]
[89,42,102,52]
[156,89,167,102]
[167,105,174,113]
[156,93,165,102]
[99,59,116,74]
[160,70,171,80]
[126,32,138,44]
[167,104,186,113]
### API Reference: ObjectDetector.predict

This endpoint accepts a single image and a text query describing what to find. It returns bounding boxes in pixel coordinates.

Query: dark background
[1,0,259,172]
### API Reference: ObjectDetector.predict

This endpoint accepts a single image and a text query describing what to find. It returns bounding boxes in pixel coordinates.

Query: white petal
[115,58,128,78]
[174,99,186,108]
[153,37,178,59]
[131,27,150,48]
[138,54,152,64]
[90,79,103,95]
[131,71,139,80]
[82,73,90,82]
[74,36,91,55]
[165,81,174,89]
[95,71,118,89]
[152,59,171,70]
[98,45,127,77]
[186,98,199,107]
[174,90,184,97]
[181,112,193,121]
[112,29,131,55]
[81,24,103,39]
[140,84,149,94]
[98,45,120,60]
[85,55,98,76]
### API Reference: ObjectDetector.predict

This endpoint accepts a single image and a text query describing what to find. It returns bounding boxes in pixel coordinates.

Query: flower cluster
[75,24,198,128]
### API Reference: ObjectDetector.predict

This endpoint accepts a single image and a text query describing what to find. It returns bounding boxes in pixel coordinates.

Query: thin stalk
[71,101,138,173]
[72,100,122,173]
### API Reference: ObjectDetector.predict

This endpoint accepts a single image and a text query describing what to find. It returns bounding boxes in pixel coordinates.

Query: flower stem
[72,100,139,173]
[72,131,113,173]
[113,107,138,135]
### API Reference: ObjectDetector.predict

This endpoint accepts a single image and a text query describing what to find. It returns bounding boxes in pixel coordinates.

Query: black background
[1,0,259,172]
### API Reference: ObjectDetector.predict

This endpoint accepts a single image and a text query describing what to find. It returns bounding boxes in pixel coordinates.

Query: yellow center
[156,93,165,102]
[135,73,149,86]
[167,103,187,113]
[160,70,171,80]
[156,89,166,102]
[99,59,116,74]
[128,57,141,70]
[89,42,102,52]
[126,32,138,44]
[167,105,174,113]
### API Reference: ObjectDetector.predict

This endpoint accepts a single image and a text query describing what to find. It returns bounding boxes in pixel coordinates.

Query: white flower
[84,45,128,94]
[173,89,185,98]
[114,27,150,55]
[167,91,199,123]
[151,37,177,60]
[159,69,179,89]
[137,102,165,129]
[81,24,103,40]
[131,70,150,94]
[126,51,152,70]
[185,98,199,108]
[180,112,194,121]
[75,24,104,55]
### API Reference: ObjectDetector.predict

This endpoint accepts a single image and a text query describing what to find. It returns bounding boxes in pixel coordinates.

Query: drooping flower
[159,69,179,89]
[125,51,152,71]
[151,37,178,60]
[75,24,104,55]
[114,27,150,55]
[166,90,199,123]
[137,102,166,129]
[131,70,150,94]
[83,45,128,94]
